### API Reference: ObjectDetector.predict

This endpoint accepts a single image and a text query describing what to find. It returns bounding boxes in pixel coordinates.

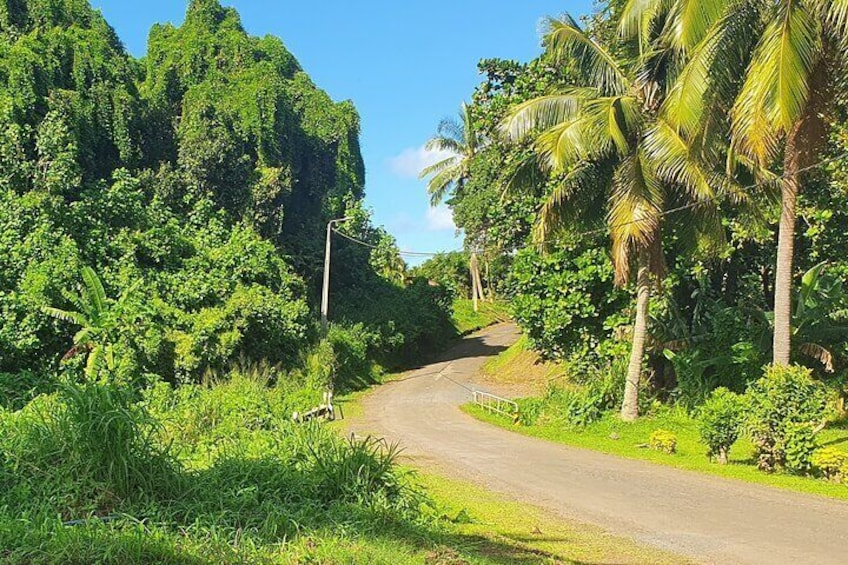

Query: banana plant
[42,267,140,381]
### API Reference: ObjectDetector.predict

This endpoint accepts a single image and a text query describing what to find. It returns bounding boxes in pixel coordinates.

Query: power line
[330,228,447,257]
[334,151,848,257]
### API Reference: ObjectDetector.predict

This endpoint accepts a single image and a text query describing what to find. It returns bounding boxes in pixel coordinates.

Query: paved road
[351,323,848,564]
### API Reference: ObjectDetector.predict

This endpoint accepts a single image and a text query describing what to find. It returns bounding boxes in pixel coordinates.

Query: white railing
[472,390,519,419]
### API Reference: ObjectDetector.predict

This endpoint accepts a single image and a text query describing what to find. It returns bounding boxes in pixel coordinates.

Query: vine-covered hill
[0,0,444,381]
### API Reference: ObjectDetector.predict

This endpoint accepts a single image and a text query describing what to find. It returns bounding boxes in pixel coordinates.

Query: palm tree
[43,267,139,380]
[501,15,722,420]
[624,0,848,366]
[420,103,483,206]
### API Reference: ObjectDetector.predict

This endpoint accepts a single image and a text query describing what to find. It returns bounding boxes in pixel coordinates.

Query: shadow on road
[400,330,513,372]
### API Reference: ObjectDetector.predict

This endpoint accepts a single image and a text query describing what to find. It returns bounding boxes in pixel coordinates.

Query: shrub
[783,422,818,474]
[649,429,677,454]
[698,387,747,464]
[746,365,828,473]
[539,362,629,427]
[811,447,848,481]
[0,371,55,411]
[326,322,378,391]
[507,243,630,366]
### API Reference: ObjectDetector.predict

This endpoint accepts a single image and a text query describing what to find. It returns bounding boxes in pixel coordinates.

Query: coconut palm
[419,103,484,206]
[501,15,723,420]
[622,0,848,366]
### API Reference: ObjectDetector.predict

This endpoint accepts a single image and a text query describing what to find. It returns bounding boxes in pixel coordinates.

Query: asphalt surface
[350,323,848,564]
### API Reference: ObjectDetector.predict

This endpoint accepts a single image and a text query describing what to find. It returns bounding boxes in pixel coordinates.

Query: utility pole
[321,217,351,332]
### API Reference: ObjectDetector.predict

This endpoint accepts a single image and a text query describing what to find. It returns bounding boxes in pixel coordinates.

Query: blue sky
[93,1,594,264]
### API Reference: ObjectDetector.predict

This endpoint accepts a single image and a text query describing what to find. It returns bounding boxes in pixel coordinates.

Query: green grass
[413,469,689,564]
[480,336,564,392]
[0,368,684,565]
[452,299,510,335]
[464,404,848,501]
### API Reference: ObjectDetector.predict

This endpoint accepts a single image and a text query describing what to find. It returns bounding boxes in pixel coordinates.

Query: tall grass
[0,374,426,563]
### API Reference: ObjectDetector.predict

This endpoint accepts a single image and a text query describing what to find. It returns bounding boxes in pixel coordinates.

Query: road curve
[350,323,848,564]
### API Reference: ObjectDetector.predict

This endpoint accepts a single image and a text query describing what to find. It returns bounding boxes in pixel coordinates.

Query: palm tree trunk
[621,253,651,421]
[772,126,801,366]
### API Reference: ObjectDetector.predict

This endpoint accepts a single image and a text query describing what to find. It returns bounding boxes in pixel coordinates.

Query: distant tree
[420,103,485,206]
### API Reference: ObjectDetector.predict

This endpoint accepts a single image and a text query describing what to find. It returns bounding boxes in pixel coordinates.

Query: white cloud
[425,205,456,232]
[388,145,456,178]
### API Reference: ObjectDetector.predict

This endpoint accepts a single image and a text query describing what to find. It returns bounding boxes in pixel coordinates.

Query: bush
[326,322,379,391]
[507,243,630,367]
[0,371,55,410]
[783,422,817,474]
[649,429,677,454]
[746,365,828,473]
[811,447,848,481]
[539,361,630,427]
[698,387,747,464]
[335,277,456,367]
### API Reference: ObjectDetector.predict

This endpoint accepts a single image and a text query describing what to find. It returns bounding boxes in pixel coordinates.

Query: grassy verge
[411,469,688,564]
[464,404,848,501]
[0,368,683,565]
[452,299,510,335]
[480,336,564,394]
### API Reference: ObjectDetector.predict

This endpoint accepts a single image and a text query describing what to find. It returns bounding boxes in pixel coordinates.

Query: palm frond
[500,91,590,141]
[435,117,464,145]
[608,150,665,285]
[667,0,732,54]
[798,342,834,373]
[662,1,761,139]
[820,0,848,40]
[532,95,642,172]
[424,162,463,206]
[419,155,461,180]
[645,119,719,202]
[501,152,544,197]
[731,1,819,165]
[534,162,608,242]
[425,136,463,155]
[581,96,642,158]
[533,117,586,172]
[619,0,666,44]
[545,15,630,95]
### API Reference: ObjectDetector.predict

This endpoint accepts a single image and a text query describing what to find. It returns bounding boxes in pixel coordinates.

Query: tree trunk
[621,253,651,421]
[470,253,479,313]
[485,259,494,301]
[772,126,802,366]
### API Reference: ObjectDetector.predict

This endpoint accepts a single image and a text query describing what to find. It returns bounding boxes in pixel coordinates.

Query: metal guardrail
[472,390,519,420]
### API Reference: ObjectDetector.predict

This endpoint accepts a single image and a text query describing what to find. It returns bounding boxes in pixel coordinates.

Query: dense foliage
[438,0,848,412]
[0,0,455,388]
[508,241,629,368]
